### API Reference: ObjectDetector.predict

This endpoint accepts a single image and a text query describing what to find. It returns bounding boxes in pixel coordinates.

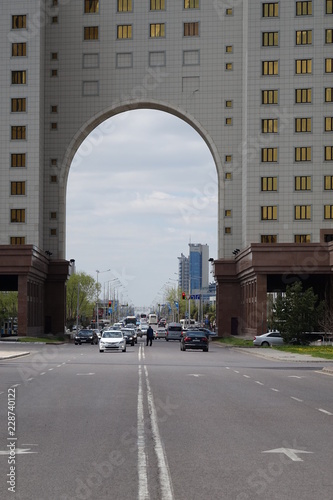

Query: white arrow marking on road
[76,373,95,376]
[187,374,204,377]
[262,448,313,462]
[0,448,38,456]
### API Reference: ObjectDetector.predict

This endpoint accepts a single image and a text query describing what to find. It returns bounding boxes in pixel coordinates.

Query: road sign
[190,294,201,300]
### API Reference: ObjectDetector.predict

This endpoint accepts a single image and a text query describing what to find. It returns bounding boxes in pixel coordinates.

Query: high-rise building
[189,243,209,294]
[178,253,189,295]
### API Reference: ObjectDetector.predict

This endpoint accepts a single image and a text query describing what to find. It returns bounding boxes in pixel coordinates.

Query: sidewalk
[0,350,30,360]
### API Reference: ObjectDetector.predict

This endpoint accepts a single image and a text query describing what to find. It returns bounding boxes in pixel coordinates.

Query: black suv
[74,329,99,345]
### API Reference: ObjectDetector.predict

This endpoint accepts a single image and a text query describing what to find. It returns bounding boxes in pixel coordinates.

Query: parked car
[180,330,209,352]
[165,323,183,341]
[155,327,167,339]
[253,331,284,347]
[74,329,99,345]
[99,330,126,353]
[121,328,135,346]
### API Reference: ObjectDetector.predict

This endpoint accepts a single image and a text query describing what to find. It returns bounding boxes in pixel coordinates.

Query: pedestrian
[146,325,154,346]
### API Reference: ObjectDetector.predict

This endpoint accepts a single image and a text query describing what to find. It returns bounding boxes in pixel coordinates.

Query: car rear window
[168,326,182,331]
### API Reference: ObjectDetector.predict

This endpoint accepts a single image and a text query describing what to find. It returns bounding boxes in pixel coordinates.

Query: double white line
[137,345,174,500]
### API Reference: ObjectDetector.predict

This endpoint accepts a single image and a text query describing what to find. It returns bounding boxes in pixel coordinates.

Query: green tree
[0,292,18,326]
[272,281,324,344]
[66,272,97,327]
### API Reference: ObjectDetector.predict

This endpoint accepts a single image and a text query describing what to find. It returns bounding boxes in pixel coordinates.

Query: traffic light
[182,292,186,300]
[108,301,112,308]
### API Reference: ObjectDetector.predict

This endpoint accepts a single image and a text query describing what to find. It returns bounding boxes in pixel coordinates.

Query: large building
[0,1,332,335]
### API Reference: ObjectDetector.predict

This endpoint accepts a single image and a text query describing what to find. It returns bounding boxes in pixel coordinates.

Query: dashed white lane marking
[137,365,148,500]
[243,375,251,379]
[291,396,303,402]
[271,388,279,392]
[255,381,264,385]
[317,408,333,416]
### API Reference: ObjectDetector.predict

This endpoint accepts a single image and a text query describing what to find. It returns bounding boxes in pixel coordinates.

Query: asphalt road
[0,340,332,500]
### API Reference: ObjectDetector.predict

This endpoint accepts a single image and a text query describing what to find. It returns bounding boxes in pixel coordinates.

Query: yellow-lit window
[326,29,333,43]
[261,206,278,220]
[296,1,312,15]
[225,210,232,217]
[325,59,333,73]
[262,3,279,17]
[225,100,233,108]
[226,46,233,53]
[295,234,311,243]
[324,175,333,189]
[226,63,233,71]
[12,71,26,84]
[225,118,232,125]
[295,118,311,132]
[262,90,278,104]
[12,15,26,29]
[262,148,278,162]
[325,88,333,102]
[118,0,132,12]
[262,61,279,75]
[261,235,277,243]
[325,146,333,160]
[11,209,26,223]
[224,227,232,234]
[10,237,26,245]
[11,154,26,168]
[150,0,165,9]
[117,25,132,39]
[84,27,99,40]
[226,8,233,15]
[11,182,26,195]
[296,30,312,45]
[225,172,232,180]
[11,126,26,140]
[295,147,311,161]
[12,43,26,57]
[85,0,99,13]
[295,205,311,220]
[327,0,333,14]
[295,176,311,190]
[262,119,278,133]
[262,32,279,46]
[295,88,312,103]
[11,98,26,112]
[184,22,199,36]
[324,205,333,219]
[325,117,333,131]
[261,177,277,191]
[150,24,165,37]
[296,59,312,74]
[184,0,199,8]
[225,155,232,162]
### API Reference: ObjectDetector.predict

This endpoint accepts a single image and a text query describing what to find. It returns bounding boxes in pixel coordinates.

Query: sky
[66,109,217,309]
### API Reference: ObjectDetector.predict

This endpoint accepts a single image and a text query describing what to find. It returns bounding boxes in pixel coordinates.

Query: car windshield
[102,331,122,338]
[78,331,91,336]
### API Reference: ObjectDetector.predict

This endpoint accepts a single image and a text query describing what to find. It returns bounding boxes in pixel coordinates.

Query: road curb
[0,352,30,360]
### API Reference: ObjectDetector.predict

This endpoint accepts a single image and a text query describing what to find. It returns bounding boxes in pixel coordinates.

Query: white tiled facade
[1,1,332,260]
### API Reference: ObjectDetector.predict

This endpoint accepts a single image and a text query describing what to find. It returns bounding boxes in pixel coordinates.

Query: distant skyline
[66,109,217,307]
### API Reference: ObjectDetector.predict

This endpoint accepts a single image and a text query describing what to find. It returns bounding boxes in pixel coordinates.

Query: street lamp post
[96,269,110,330]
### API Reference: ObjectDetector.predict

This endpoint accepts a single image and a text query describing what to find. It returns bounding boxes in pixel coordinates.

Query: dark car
[74,329,99,345]
[193,327,217,338]
[121,328,135,346]
[180,330,209,352]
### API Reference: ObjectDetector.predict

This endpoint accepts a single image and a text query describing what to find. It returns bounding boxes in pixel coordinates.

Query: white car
[253,331,284,347]
[99,330,126,353]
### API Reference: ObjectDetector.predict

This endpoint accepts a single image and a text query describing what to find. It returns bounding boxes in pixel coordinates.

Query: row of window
[262,1,333,17]
[261,176,333,191]
[260,205,333,220]
[262,30,333,47]
[262,59,333,75]
[260,147,333,162]
[262,88,333,104]
[259,117,333,133]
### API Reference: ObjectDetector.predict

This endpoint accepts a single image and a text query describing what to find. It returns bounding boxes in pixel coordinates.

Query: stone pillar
[44,260,69,335]
[18,275,28,336]
[215,260,241,337]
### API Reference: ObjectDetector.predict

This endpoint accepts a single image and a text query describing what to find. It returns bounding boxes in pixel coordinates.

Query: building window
[296,30,312,45]
[225,155,232,162]
[12,71,26,84]
[325,117,333,131]
[225,100,233,108]
[85,0,99,13]
[117,25,132,39]
[262,90,278,104]
[184,0,199,8]
[261,206,278,220]
[295,176,311,190]
[262,3,279,17]
[51,158,58,166]
[150,24,165,37]
[262,119,278,133]
[51,52,58,60]
[11,209,25,223]
[150,0,165,9]
[261,177,277,191]
[262,61,279,75]
[262,32,279,47]
[225,172,232,180]
[51,16,58,24]
[12,43,27,57]
[225,210,232,217]
[184,23,199,36]
[11,126,26,140]
[295,205,311,220]
[53,0,58,5]
[118,0,132,12]
[295,88,312,103]
[325,29,333,44]
[325,146,333,160]
[261,235,277,243]
[296,1,312,15]
[295,147,311,161]
[225,8,233,16]
[11,154,26,168]
[50,228,57,236]
[51,122,58,130]
[225,118,233,125]
[50,212,57,220]
[295,118,312,132]
[325,59,333,73]
[10,237,26,245]
[325,88,333,102]
[324,205,333,219]
[51,105,58,113]
[84,27,99,40]
[327,0,333,14]
[224,227,232,234]
[11,181,26,195]
[226,46,233,53]
[12,15,27,29]
[11,98,26,112]
[324,176,333,189]
[296,59,312,74]
[295,234,311,243]
[50,175,58,183]
[51,69,58,77]
[225,63,233,71]
[262,148,278,162]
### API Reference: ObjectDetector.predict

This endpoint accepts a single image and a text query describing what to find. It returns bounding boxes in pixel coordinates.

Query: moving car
[165,323,183,341]
[139,323,148,335]
[155,327,167,339]
[99,330,126,353]
[121,328,135,346]
[253,331,284,347]
[74,329,99,345]
[180,331,209,352]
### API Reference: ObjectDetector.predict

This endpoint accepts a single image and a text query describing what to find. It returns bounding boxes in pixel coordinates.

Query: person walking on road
[146,325,154,346]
